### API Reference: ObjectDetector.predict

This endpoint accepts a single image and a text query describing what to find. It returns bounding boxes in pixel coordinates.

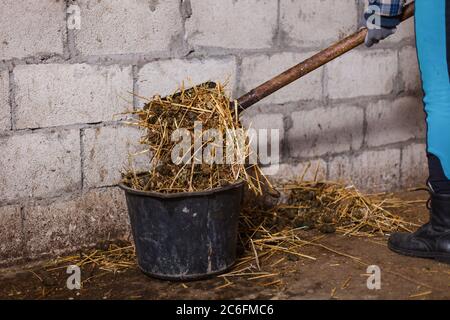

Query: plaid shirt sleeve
[366,0,405,28]
[369,0,406,17]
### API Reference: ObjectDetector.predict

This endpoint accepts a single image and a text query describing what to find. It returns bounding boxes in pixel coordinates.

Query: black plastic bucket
[119,181,244,280]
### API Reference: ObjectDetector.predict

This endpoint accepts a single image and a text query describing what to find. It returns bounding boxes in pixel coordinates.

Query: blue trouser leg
[416,0,450,193]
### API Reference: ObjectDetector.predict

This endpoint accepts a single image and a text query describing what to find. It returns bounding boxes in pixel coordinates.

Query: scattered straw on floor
[276,180,417,237]
[44,242,136,275]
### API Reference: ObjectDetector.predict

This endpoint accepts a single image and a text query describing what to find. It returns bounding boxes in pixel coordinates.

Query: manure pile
[122,82,269,194]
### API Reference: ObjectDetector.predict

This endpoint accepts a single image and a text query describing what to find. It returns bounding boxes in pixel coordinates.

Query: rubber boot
[388,188,450,264]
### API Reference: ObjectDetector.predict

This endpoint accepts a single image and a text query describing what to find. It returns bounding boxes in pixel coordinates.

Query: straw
[121,81,270,195]
[276,179,418,237]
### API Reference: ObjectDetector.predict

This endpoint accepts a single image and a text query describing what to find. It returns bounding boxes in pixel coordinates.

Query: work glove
[363,0,401,48]
[364,26,396,47]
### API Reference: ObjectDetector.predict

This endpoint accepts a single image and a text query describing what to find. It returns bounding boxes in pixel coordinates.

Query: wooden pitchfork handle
[237,1,415,111]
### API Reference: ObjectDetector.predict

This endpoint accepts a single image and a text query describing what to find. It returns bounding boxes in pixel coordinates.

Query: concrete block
[14,64,133,128]
[0,0,66,60]
[137,57,237,101]
[288,105,364,158]
[366,96,425,147]
[23,187,129,258]
[326,49,397,99]
[240,52,323,104]
[75,0,183,55]
[280,0,358,46]
[83,125,148,189]
[0,130,81,202]
[328,149,401,191]
[185,0,278,49]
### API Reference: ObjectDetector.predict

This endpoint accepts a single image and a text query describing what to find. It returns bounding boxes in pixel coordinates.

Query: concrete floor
[1,190,449,300]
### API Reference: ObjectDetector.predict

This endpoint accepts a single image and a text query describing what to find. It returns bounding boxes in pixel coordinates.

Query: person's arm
[364,0,406,47]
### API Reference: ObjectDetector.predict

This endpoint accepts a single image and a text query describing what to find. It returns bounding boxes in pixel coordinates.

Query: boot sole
[388,242,450,264]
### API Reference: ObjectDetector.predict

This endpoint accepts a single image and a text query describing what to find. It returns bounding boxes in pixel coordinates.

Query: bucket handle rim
[118,180,245,199]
